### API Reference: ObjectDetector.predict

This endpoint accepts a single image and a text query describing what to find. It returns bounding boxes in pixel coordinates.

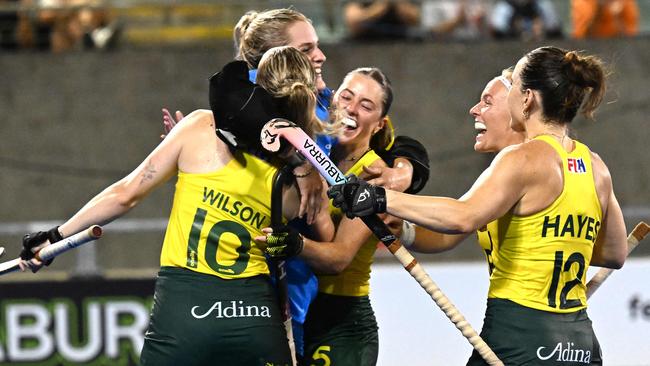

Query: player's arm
[19,111,198,271]
[300,217,373,274]
[293,161,326,225]
[370,135,430,193]
[260,158,384,272]
[282,177,335,242]
[590,190,626,269]
[384,145,526,234]
[589,154,627,269]
[298,158,388,272]
[255,214,370,274]
[407,225,469,253]
[57,111,204,237]
[307,179,336,242]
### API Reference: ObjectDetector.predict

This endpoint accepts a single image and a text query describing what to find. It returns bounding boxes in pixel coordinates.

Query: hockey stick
[586,221,649,299]
[261,119,503,366]
[271,165,297,365]
[0,225,103,276]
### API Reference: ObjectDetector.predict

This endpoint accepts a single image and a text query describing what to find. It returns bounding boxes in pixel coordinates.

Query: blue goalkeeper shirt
[250,69,335,356]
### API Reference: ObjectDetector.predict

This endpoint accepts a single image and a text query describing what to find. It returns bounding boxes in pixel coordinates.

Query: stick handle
[387,241,503,365]
[586,222,649,298]
[0,225,103,276]
[36,225,103,261]
[261,120,502,365]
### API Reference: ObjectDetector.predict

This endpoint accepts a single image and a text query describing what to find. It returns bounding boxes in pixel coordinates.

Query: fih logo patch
[567,158,586,173]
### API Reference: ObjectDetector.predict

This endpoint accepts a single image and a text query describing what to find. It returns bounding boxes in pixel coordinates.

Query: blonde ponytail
[257,46,327,137]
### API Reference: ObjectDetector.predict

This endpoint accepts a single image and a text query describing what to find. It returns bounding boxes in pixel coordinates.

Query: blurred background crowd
[2,4,648,363]
[0,0,646,52]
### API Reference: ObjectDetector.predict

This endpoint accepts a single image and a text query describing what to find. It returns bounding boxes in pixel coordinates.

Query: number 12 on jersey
[548,250,586,309]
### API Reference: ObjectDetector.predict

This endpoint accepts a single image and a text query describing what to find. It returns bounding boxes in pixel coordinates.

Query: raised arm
[255,214,371,274]
[57,111,206,237]
[383,146,526,233]
[300,217,373,274]
[19,111,200,271]
[408,225,469,253]
[328,143,539,236]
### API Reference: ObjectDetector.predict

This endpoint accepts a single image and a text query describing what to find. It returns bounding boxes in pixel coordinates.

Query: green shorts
[467,298,602,366]
[302,293,378,366]
[139,267,291,366]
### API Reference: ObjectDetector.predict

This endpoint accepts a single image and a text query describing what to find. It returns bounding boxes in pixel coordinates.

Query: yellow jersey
[318,150,382,297]
[478,136,602,313]
[160,151,278,279]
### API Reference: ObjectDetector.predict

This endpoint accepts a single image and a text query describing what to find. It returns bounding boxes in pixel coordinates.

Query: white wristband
[399,220,416,248]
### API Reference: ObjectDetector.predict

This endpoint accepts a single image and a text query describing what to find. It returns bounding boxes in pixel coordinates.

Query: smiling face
[469,77,524,152]
[332,73,386,148]
[286,20,327,91]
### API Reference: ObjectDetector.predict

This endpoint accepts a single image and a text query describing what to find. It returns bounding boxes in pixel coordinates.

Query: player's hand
[19,226,62,271]
[328,175,386,218]
[382,214,403,235]
[18,257,46,273]
[161,108,184,139]
[364,158,413,192]
[294,164,324,224]
[257,226,304,259]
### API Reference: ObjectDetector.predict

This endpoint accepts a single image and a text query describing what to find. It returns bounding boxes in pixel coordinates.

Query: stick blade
[260,118,296,152]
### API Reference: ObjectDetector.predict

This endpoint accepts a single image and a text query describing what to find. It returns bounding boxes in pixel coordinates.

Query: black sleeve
[376,135,430,194]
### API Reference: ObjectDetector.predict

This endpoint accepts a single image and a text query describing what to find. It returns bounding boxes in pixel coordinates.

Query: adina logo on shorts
[536,342,591,363]
[191,301,271,319]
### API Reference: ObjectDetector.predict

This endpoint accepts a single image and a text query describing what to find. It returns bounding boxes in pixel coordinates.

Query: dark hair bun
[562,51,601,89]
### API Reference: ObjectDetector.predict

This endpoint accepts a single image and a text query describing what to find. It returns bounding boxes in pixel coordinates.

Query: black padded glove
[265,225,304,259]
[21,226,62,265]
[328,175,387,219]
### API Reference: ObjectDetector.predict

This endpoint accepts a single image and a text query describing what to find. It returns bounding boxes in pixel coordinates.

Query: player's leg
[140,267,291,366]
[467,299,601,365]
[302,293,378,366]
